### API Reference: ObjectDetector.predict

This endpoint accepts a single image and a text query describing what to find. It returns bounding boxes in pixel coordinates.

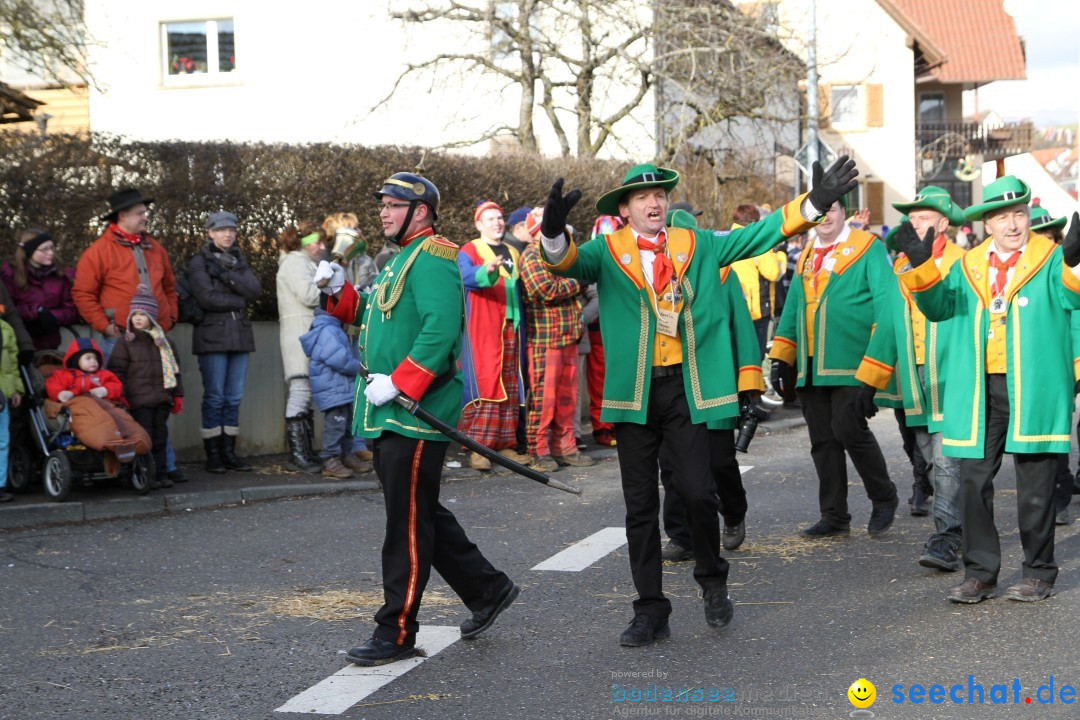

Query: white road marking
[739,465,753,473]
[532,527,628,571]
[275,625,461,715]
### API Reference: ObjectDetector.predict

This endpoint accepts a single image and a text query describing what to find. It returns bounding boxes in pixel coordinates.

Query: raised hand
[541,178,582,238]
[807,155,859,214]
[1063,212,1080,268]
[893,221,936,268]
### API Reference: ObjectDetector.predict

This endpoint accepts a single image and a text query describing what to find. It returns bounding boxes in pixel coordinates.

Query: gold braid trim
[376,246,422,316]
[421,237,458,261]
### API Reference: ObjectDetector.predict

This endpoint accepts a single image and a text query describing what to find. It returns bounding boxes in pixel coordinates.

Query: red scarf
[811,244,836,274]
[989,251,1020,298]
[109,223,142,246]
[637,232,674,296]
[932,235,947,259]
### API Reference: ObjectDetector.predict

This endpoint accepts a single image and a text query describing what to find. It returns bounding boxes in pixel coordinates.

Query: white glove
[90,387,109,398]
[364,373,401,407]
[57,390,74,403]
[314,260,345,295]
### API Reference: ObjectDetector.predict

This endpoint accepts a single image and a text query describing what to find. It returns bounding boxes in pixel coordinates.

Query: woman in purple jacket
[1,229,79,351]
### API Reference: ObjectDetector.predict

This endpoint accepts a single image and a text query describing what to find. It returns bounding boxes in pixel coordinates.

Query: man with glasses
[317,172,519,666]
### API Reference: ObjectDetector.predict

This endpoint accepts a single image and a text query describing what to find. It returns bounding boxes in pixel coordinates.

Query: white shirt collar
[987,239,1024,261]
[813,223,850,250]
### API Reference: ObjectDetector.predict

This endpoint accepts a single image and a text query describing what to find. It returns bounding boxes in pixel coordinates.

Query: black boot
[221,433,253,471]
[300,411,323,466]
[203,435,227,474]
[286,417,322,473]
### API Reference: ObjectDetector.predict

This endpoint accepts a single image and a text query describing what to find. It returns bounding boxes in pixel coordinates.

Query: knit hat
[63,337,104,370]
[128,284,159,325]
[474,200,503,223]
[524,208,544,237]
[507,206,533,227]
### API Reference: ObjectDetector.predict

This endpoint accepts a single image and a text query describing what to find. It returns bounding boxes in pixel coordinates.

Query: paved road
[3,414,1080,719]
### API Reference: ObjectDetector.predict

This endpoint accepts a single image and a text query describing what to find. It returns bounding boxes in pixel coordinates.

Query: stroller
[16,349,155,502]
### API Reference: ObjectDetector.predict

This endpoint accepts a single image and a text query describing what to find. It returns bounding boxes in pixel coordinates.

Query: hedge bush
[0,133,791,320]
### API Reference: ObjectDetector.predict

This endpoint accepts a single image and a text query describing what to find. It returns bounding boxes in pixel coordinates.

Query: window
[918,92,946,124]
[830,85,863,126]
[162,19,236,83]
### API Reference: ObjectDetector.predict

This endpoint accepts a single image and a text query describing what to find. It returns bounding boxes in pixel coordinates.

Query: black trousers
[613,374,728,619]
[659,429,747,548]
[753,317,770,361]
[893,407,931,492]
[1055,454,1071,512]
[131,404,170,476]
[372,432,508,645]
[960,375,1057,584]
[799,375,896,527]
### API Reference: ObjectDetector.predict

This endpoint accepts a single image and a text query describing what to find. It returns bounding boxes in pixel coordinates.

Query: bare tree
[0,0,93,86]
[378,0,802,161]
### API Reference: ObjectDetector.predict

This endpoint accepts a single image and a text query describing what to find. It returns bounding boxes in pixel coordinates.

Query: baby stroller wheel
[8,444,35,493]
[43,450,73,502]
[130,455,155,495]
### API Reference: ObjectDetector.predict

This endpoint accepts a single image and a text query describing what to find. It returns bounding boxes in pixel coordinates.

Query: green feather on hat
[596,163,680,217]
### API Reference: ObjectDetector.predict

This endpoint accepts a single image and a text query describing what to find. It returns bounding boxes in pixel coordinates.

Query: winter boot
[286,416,322,473]
[203,434,227,474]
[221,429,253,471]
[300,411,324,466]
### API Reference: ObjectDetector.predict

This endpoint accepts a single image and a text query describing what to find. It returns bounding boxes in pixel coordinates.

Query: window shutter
[818,83,831,129]
[866,84,884,127]
[866,181,885,225]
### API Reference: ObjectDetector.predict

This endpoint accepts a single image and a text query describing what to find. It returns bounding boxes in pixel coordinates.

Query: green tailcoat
[544,195,814,425]
[899,234,1080,458]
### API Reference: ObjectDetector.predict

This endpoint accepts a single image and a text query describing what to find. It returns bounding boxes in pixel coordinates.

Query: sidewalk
[0,408,806,532]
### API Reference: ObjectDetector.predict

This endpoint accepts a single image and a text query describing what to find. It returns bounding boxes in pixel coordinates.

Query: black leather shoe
[460,581,519,639]
[918,539,960,572]
[661,540,694,562]
[722,521,745,551]
[800,520,850,538]
[619,614,670,647]
[346,637,416,666]
[703,588,733,629]
[910,486,930,516]
[868,498,899,536]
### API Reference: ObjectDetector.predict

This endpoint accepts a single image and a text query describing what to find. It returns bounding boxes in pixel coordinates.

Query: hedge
[0,133,791,320]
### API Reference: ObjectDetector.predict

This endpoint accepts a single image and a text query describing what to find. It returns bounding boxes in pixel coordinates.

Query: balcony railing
[917,121,1034,160]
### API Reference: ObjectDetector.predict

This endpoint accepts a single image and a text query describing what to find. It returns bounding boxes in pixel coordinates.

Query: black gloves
[807,155,859,214]
[36,307,59,333]
[1063,212,1080,268]
[893,222,936,268]
[205,260,226,280]
[769,359,796,400]
[541,178,582,239]
[855,383,878,419]
[17,349,35,367]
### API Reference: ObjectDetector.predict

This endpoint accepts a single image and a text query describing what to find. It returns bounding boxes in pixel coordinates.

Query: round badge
[990,297,1006,314]
[1018,297,1029,307]
[413,182,426,195]
[676,253,687,262]
[620,253,632,265]
[842,247,852,256]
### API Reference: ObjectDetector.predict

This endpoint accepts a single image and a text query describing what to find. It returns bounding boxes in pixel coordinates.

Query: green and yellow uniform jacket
[768,228,899,389]
[708,266,766,431]
[899,233,1080,457]
[873,241,965,429]
[543,195,815,425]
[326,228,464,441]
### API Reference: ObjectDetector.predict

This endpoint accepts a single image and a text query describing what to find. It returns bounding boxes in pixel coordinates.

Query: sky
[964,0,1080,127]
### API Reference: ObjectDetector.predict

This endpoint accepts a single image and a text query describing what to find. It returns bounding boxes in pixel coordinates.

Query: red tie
[811,244,835,274]
[989,252,1020,297]
[637,232,674,296]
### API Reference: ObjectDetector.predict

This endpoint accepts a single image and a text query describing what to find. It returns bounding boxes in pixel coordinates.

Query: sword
[358,360,582,496]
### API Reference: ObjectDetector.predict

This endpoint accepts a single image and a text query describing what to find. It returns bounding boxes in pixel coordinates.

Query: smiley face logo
[848,678,876,708]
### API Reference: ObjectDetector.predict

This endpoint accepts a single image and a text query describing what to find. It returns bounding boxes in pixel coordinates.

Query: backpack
[175,270,205,325]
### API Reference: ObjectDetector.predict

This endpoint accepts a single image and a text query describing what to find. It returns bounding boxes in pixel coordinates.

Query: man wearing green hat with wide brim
[891,174,1080,604]
[1030,206,1068,238]
[535,156,859,647]
[873,186,968,571]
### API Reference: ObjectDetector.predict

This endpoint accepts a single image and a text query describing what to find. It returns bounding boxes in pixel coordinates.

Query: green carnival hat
[1029,205,1067,233]
[892,185,965,226]
[884,215,908,253]
[963,175,1031,222]
[665,208,698,229]
[596,163,680,216]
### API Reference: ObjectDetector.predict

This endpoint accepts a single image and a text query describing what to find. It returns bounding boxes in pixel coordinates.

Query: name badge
[990,297,1006,314]
[656,308,679,337]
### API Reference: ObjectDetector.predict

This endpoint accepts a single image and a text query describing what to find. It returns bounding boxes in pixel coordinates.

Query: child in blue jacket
[299,309,365,479]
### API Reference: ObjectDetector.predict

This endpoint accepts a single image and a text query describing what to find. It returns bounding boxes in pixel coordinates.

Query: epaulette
[421,236,459,261]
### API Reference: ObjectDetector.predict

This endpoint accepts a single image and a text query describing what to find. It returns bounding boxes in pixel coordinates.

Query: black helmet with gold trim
[374,172,440,220]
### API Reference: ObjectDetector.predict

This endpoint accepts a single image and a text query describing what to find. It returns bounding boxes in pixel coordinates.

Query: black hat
[373,173,441,220]
[101,188,154,222]
[668,201,703,217]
